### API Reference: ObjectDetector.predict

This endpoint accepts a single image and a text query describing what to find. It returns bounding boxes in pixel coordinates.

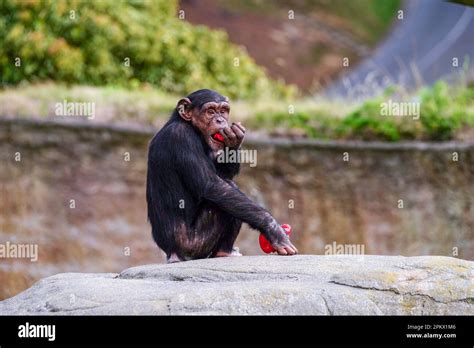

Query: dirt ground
[181,0,390,92]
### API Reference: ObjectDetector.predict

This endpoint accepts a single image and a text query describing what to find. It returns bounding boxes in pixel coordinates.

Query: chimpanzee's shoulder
[149,121,203,162]
[150,122,181,146]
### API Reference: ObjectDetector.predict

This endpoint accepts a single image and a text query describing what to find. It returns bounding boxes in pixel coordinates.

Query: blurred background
[0,0,473,300]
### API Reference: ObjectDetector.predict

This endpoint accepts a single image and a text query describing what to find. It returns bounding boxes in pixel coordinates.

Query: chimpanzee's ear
[177,98,192,121]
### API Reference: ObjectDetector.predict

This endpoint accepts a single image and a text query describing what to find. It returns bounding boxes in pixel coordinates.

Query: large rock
[0,255,472,315]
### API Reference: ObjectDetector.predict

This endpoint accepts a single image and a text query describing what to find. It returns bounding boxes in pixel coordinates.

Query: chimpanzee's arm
[176,146,287,245]
[215,161,240,179]
[204,176,287,244]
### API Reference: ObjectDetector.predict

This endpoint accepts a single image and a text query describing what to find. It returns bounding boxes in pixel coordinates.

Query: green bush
[418,81,468,140]
[251,82,474,141]
[0,0,294,99]
[252,110,343,139]
[336,82,474,141]
[339,98,403,141]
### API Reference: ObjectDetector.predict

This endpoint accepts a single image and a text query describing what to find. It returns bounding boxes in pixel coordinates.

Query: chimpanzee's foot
[167,253,184,263]
[213,247,242,258]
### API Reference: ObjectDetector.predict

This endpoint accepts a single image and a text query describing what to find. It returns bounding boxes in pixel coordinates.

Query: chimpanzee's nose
[216,116,226,126]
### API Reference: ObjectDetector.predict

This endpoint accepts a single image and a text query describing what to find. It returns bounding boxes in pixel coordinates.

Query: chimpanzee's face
[192,101,230,152]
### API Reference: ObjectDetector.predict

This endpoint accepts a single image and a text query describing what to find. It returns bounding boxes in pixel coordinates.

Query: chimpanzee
[146,89,298,263]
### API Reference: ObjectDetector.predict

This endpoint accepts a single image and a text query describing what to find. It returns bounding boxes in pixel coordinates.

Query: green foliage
[251,82,474,141]
[2,81,472,141]
[0,0,293,99]
[339,99,403,141]
[252,110,342,140]
[371,0,401,23]
[418,81,470,140]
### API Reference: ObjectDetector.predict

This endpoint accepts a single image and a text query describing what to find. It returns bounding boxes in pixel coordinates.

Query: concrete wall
[1,118,473,299]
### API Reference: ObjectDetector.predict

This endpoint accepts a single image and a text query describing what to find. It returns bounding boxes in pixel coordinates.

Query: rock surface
[0,255,473,315]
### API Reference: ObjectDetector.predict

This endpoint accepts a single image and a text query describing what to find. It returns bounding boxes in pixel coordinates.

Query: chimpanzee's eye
[207,109,216,116]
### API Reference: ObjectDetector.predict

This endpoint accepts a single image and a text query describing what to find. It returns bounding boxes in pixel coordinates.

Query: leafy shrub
[0,0,294,99]
[418,81,468,140]
[251,82,474,141]
[338,98,403,141]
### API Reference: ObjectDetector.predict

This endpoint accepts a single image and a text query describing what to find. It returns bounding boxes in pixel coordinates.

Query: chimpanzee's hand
[219,122,245,149]
[273,235,298,255]
[267,225,298,255]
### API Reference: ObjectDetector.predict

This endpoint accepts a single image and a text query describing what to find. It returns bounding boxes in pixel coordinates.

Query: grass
[0,83,177,126]
[0,81,473,141]
[0,82,353,126]
[250,82,474,141]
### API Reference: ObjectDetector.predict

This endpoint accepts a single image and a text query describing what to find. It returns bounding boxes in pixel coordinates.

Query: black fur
[146,89,283,260]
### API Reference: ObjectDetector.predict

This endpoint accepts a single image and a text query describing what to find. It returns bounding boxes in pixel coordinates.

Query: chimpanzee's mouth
[211,132,225,143]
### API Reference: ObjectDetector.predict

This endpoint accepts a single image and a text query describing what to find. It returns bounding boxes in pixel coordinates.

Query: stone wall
[1,118,473,299]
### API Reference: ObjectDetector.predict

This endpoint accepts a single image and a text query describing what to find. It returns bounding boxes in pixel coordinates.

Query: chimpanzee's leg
[170,205,241,261]
[169,180,244,261]
[211,213,242,257]
[167,253,183,263]
[210,179,243,257]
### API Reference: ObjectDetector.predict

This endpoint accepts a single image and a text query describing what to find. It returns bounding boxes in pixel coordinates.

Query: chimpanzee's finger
[231,124,245,139]
[219,127,231,140]
[279,240,297,255]
[223,127,236,140]
[286,246,296,255]
[275,247,288,255]
[233,122,246,133]
[288,241,298,254]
